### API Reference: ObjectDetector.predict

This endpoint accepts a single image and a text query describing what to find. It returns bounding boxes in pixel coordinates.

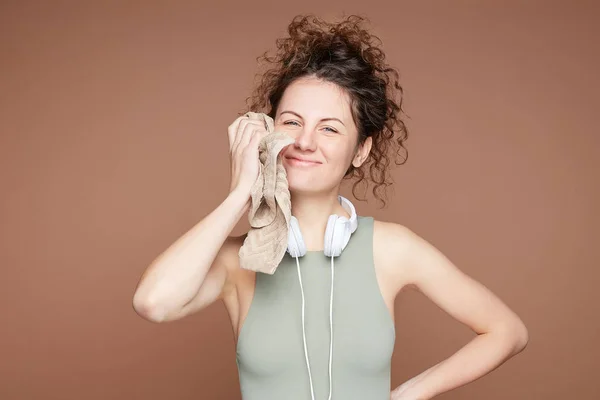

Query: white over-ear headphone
[285,195,358,400]
[287,195,358,258]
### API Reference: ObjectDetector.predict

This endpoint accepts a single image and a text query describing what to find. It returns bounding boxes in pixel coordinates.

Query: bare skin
[133,76,528,399]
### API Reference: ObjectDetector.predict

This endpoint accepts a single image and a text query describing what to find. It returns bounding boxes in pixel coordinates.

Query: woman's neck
[289,191,350,251]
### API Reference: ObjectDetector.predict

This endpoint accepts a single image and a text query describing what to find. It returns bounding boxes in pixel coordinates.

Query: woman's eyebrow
[280,110,345,127]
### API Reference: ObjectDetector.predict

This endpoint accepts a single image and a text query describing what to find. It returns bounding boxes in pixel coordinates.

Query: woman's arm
[391,327,527,399]
[376,222,529,399]
[132,188,249,323]
[132,114,272,323]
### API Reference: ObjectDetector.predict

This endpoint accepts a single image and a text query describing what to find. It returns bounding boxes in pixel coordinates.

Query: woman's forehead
[278,79,352,121]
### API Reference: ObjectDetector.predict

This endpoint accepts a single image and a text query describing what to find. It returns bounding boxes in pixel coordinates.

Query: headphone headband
[287,195,358,258]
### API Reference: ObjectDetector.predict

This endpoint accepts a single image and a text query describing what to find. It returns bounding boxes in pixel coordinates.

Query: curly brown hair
[243,13,409,208]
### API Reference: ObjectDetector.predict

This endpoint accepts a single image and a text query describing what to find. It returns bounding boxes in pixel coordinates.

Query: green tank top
[236,216,396,400]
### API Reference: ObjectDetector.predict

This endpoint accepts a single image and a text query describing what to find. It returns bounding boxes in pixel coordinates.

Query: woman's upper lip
[286,156,321,163]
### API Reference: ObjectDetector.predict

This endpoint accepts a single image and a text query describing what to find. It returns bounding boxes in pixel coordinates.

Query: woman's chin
[287,178,330,195]
[287,179,317,193]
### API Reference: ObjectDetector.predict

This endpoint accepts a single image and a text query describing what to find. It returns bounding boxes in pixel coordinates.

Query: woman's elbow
[501,317,529,355]
[514,321,529,352]
[132,290,169,323]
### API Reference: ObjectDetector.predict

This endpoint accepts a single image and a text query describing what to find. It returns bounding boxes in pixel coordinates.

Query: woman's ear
[352,136,372,168]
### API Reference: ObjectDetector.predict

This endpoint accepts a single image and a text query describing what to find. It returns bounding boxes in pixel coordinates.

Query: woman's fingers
[227,115,247,152]
[233,119,265,155]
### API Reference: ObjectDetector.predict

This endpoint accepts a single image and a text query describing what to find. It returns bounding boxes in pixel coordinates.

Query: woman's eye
[282,121,337,133]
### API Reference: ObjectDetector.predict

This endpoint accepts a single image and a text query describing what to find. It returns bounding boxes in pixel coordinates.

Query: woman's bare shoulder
[372,218,415,249]
[372,218,423,292]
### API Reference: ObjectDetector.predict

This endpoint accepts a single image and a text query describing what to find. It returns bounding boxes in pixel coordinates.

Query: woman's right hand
[227,114,269,197]
[133,115,269,323]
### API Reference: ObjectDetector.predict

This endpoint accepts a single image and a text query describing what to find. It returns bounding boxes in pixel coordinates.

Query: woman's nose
[294,128,317,151]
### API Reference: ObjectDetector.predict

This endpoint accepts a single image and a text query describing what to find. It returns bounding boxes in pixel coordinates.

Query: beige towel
[238,112,295,274]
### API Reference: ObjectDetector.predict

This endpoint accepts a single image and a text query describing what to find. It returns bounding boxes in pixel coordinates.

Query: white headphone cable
[328,255,334,400]
[295,256,316,400]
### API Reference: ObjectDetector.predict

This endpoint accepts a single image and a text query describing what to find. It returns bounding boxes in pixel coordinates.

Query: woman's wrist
[226,187,252,216]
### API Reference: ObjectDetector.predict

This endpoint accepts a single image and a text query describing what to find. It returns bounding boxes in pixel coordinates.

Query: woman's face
[275,76,371,195]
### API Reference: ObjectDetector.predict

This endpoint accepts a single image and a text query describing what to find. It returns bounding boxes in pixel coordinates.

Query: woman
[133,14,529,400]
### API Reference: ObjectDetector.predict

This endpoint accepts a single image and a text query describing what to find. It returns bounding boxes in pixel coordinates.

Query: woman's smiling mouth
[284,156,322,167]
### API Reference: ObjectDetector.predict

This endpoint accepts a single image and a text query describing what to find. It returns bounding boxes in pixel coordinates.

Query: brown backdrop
[1,1,598,399]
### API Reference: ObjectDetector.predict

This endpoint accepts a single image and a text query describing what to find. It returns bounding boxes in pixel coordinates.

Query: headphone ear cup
[287,216,306,257]
[324,215,344,257]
